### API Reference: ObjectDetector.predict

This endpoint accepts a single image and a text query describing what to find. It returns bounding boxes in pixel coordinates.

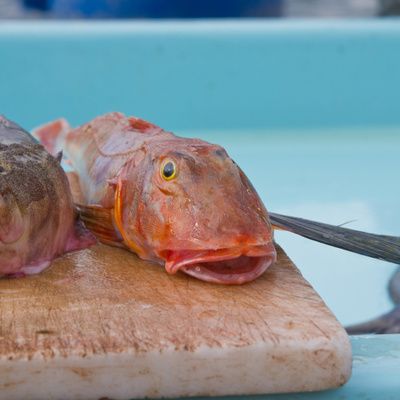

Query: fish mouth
[164,243,276,285]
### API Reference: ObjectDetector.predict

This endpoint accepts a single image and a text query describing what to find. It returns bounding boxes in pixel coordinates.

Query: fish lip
[163,243,277,285]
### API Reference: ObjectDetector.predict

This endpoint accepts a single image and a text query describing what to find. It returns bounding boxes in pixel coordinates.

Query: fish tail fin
[269,212,400,264]
[32,118,70,156]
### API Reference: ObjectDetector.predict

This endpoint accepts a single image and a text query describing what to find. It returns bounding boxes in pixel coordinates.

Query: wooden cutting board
[0,242,351,400]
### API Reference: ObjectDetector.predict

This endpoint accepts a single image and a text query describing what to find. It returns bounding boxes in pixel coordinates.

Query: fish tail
[269,212,400,264]
[32,118,70,156]
[345,268,400,334]
[345,305,400,334]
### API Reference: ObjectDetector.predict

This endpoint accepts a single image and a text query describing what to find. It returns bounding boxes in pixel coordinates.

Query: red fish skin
[35,113,276,284]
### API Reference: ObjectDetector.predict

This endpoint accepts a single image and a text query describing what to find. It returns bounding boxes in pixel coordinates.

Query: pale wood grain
[0,243,351,399]
[0,244,339,357]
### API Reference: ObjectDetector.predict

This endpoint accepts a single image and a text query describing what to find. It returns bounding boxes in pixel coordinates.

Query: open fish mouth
[164,243,276,285]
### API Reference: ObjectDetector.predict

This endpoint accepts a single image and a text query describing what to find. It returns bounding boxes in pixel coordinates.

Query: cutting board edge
[0,335,352,400]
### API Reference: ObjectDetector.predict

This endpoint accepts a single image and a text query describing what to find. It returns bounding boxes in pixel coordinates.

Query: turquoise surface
[192,128,400,327]
[1,20,400,131]
[190,335,400,400]
[0,20,399,397]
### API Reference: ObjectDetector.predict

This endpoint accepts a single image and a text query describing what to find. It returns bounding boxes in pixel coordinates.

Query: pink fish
[0,116,95,277]
[34,112,277,284]
[36,112,400,285]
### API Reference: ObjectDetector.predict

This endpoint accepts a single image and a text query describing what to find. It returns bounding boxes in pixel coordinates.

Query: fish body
[0,116,94,277]
[34,112,276,284]
[36,112,400,285]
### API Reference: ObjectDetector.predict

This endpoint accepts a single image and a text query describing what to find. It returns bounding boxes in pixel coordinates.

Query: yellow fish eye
[161,160,177,181]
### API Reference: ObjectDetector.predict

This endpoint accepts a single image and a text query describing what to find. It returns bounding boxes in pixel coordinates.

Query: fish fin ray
[271,224,286,232]
[76,204,123,247]
[270,212,400,264]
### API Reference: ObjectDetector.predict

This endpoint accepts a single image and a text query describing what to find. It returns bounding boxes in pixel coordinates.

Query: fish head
[117,138,276,284]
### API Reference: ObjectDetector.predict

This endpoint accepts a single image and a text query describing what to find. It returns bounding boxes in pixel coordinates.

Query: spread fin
[76,204,124,248]
[270,212,400,264]
[32,118,70,156]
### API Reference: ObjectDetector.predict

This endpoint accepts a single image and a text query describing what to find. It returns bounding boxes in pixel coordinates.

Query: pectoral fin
[270,212,400,264]
[76,203,124,248]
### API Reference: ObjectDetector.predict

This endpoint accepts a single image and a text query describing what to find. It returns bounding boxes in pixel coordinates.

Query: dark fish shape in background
[0,116,95,277]
[346,267,400,334]
[34,113,400,284]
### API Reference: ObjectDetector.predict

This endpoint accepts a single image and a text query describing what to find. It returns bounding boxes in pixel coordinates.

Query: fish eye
[160,160,177,181]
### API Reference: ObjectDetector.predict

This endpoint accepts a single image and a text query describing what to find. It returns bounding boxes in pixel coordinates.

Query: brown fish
[34,113,276,284]
[0,116,94,277]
